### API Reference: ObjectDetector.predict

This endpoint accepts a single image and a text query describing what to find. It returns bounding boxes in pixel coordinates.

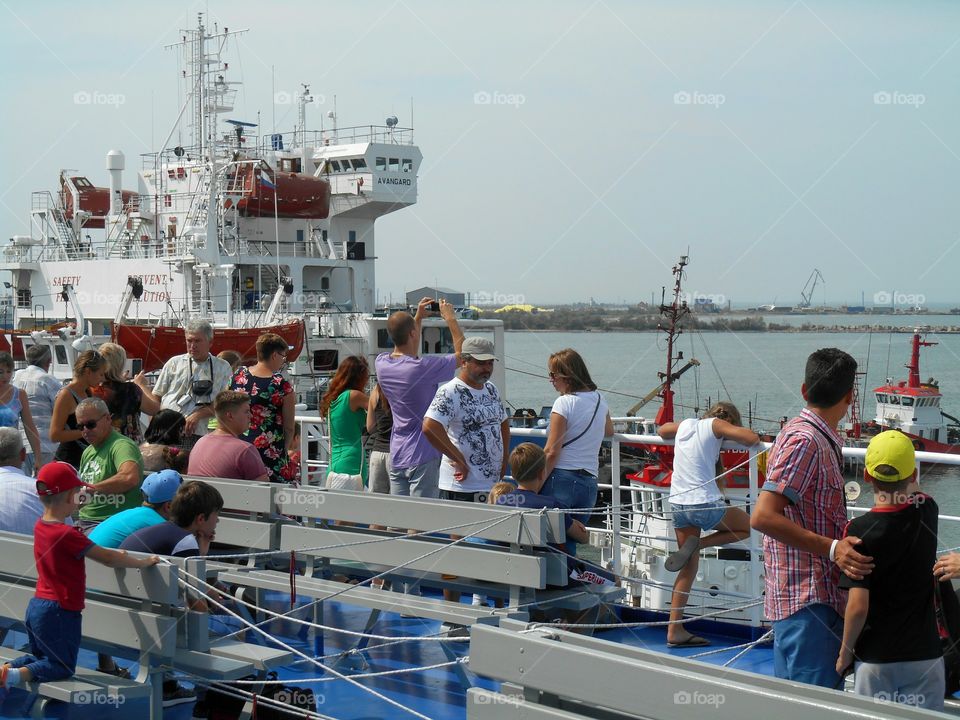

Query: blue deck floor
[0,590,774,719]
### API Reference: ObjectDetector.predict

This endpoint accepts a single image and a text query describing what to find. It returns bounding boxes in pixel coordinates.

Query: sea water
[503,329,960,550]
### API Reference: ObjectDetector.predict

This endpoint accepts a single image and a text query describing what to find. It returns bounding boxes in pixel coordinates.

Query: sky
[2,1,959,308]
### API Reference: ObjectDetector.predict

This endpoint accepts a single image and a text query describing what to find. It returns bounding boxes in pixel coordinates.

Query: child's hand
[835,649,854,678]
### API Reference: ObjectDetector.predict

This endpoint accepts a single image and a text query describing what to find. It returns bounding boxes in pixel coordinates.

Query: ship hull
[112,320,306,372]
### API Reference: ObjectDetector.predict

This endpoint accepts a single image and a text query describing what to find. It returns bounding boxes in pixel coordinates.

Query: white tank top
[669,418,723,505]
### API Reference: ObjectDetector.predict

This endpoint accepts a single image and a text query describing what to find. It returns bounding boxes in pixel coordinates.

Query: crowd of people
[1,308,959,713]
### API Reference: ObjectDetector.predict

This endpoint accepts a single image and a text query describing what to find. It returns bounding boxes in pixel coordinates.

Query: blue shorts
[672,500,726,530]
[772,603,844,688]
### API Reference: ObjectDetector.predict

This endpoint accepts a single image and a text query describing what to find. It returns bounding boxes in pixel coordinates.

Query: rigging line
[174,565,434,720]
[694,328,731,402]
[505,366,645,401]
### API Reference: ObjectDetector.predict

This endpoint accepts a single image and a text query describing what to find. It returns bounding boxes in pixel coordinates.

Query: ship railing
[256,125,414,154]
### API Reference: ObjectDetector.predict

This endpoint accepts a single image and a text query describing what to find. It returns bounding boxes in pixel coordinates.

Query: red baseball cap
[36,462,95,496]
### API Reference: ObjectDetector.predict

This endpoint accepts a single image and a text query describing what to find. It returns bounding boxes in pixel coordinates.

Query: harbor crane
[798,269,824,309]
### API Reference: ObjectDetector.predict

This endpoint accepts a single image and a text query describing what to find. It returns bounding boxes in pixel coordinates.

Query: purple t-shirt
[374,353,457,470]
[187,432,268,481]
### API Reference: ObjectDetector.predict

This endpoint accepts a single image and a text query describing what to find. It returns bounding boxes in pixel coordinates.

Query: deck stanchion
[747,448,762,631]
[611,435,622,577]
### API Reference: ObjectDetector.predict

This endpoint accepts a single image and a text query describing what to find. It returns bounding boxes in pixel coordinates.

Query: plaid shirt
[761,408,847,620]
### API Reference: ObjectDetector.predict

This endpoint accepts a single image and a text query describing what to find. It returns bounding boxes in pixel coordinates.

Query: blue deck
[0,590,774,719]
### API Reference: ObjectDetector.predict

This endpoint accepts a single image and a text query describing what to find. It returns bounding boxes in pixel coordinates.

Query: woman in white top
[543,349,614,556]
[657,402,759,647]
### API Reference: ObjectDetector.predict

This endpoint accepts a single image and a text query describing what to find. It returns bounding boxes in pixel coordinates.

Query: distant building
[405,286,465,308]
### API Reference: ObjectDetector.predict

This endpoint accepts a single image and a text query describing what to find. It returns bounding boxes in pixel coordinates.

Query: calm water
[503,329,960,547]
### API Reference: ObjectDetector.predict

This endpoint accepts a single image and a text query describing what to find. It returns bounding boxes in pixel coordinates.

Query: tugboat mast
[655,255,691,426]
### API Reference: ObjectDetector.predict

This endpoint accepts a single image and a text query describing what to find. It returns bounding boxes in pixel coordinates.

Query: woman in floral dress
[230,333,297,482]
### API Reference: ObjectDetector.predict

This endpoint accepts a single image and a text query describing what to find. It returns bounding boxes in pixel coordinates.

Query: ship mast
[655,255,691,426]
[907,330,936,389]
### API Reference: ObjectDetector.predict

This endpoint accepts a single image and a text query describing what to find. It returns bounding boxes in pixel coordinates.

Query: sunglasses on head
[78,415,106,430]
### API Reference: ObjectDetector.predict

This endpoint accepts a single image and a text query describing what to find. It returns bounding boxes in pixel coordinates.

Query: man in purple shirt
[375,297,464,497]
[752,348,873,688]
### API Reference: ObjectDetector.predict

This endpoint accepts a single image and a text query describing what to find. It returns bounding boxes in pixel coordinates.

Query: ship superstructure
[1,15,503,400]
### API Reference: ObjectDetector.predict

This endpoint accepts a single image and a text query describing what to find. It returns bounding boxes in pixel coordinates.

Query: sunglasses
[78,415,106,430]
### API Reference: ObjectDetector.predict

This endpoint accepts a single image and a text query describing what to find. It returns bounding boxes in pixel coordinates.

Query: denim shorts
[671,500,727,530]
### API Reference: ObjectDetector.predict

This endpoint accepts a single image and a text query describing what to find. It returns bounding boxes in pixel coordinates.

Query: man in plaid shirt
[752,348,874,687]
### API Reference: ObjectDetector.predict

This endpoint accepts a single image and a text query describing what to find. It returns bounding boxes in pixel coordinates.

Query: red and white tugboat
[866,331,960,453]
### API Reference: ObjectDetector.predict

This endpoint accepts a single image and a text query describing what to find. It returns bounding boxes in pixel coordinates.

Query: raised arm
[132,372,162,409]
[657,422,680,439]
[439,300,465,356]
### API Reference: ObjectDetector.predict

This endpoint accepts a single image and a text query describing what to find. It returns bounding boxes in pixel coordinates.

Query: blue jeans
[10,598,82,683]
[389,457,441,498]
[772,603,843,688]
[542,468,598,556]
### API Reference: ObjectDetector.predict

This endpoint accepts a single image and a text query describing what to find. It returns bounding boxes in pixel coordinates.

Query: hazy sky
[2,1,959,307]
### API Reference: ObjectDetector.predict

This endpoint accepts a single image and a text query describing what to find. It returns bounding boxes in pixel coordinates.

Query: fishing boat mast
[655,255,691,426]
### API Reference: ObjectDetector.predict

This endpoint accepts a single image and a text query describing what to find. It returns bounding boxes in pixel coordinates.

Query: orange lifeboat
[60,175,138,229]
[230,165,330,219]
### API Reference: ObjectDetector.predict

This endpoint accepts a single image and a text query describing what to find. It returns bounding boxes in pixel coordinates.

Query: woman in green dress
[319,356,370,490]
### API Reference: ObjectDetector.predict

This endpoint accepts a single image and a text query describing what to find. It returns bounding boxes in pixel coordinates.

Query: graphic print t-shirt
[425,377,507,492]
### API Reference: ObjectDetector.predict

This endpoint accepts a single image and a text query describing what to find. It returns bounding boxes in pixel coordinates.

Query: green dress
[328,391,367,482]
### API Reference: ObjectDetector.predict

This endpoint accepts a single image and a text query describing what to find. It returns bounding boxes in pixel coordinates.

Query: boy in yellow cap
[836,430,943,710]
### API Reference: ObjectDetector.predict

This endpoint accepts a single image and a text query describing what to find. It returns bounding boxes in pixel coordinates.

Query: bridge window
[330,160,342,172]
[876,393,887,403]
[889,396,900,405]
[402,158,413,172]
[351,158,367,170]
[375,157,386,171]
[388,158,399,171]
[902,397,914,407]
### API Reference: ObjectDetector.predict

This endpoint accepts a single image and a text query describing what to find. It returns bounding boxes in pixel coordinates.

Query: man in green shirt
[76,397,144,527]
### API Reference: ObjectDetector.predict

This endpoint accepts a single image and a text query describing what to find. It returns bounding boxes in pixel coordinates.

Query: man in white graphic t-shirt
[423,336,509,502]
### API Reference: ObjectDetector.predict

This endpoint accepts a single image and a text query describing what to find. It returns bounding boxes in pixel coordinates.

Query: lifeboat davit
[60,175,138,229]
[111,320,306,373]
[231,165,330,219]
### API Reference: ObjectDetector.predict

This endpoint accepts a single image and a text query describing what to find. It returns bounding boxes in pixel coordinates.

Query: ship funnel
[106,150,125,215]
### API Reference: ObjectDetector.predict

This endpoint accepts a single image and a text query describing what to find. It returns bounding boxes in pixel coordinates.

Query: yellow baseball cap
[865,430,916,483]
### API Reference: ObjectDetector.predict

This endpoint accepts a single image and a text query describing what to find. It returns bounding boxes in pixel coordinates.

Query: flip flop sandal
[665,536,699,572]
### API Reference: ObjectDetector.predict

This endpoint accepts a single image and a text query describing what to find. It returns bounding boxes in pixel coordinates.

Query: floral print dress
[231,366,297,482]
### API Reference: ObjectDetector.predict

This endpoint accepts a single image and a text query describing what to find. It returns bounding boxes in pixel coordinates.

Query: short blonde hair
[98,342,128,382]
[488,482,516,504]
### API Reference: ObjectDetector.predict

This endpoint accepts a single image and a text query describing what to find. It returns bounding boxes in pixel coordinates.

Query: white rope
[216,511,516,642]
[688,629,774,661]
[226,656,468,684]
[171,561,435,720]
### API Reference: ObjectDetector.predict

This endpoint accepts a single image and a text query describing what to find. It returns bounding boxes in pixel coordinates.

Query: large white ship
[0,16,503,404]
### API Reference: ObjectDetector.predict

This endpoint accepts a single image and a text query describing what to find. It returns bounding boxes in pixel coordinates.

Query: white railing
[295,416,960,627]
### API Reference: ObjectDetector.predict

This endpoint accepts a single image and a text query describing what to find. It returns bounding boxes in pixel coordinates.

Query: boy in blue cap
[88,469,183,548]
[836,430,943,710]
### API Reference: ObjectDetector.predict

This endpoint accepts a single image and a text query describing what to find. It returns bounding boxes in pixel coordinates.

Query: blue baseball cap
[141,469,182,504]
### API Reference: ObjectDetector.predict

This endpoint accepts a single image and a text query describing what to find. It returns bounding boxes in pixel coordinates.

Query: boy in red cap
[836,431,943,710]
[0,462,159,692]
